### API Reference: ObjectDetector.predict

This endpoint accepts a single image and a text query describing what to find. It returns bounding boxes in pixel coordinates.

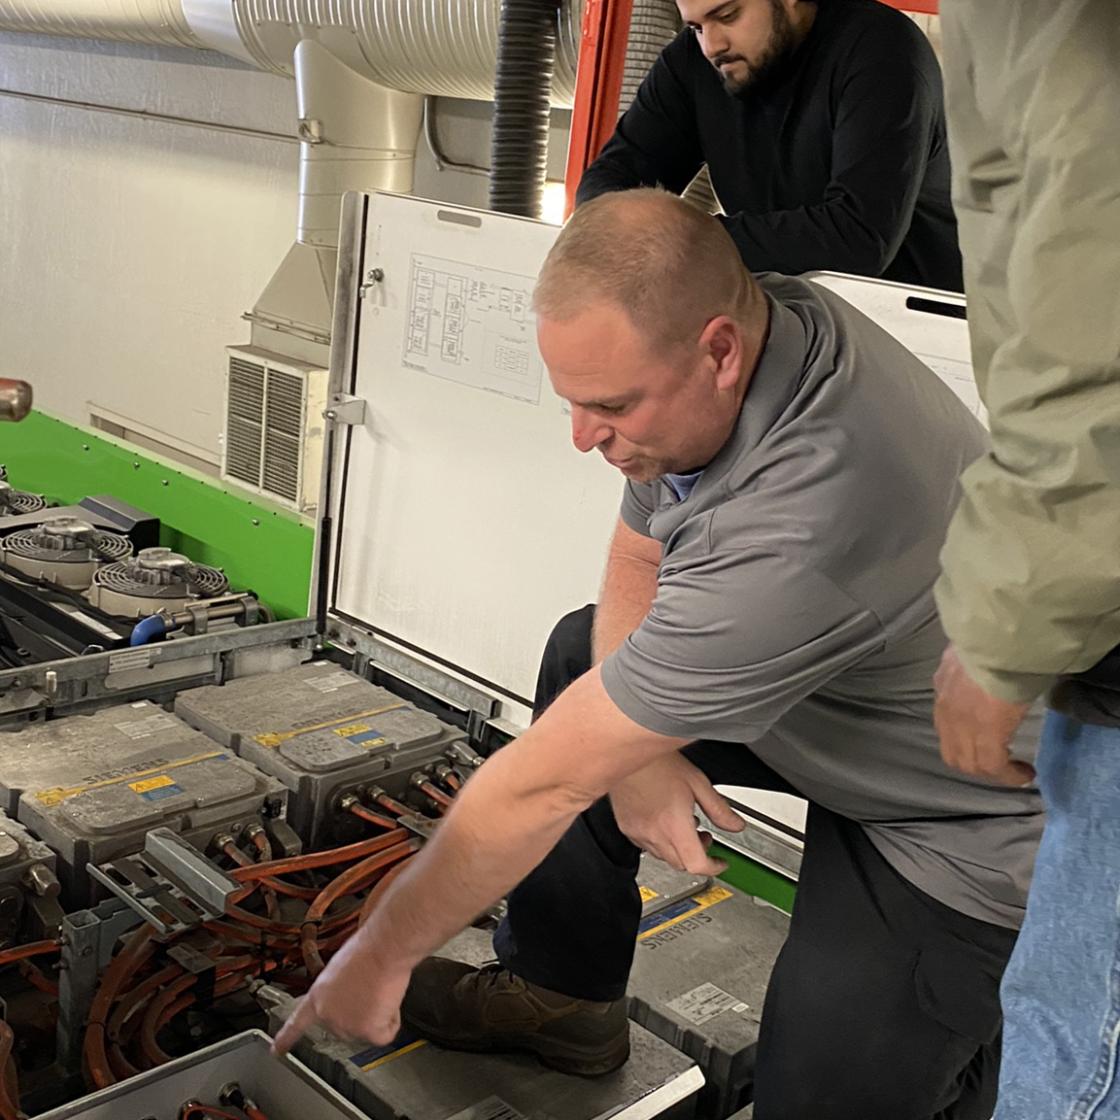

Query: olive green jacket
[934,0,1120,703]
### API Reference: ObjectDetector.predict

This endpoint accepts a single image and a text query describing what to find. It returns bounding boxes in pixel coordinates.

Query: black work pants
[493,605,1017,1120]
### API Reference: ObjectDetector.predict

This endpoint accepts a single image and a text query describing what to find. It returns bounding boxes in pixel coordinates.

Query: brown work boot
[401,959,630,1077]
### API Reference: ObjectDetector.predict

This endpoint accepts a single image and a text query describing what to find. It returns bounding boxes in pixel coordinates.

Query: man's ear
[699,316,742,391]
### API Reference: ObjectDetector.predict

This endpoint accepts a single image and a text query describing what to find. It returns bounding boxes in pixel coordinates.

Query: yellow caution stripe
[253,703,409,749]
[359,1038,428,1071]
[34,749,225,808]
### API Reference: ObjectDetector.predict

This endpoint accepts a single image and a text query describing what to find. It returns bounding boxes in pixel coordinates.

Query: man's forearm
[352,668,684,973]
[594,558,659,662]
[593,518,661,663]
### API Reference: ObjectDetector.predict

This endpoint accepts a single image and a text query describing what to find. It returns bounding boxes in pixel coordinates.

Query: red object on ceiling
[878,0,939,11]
[563,0,938,215]
[562,0,635,218]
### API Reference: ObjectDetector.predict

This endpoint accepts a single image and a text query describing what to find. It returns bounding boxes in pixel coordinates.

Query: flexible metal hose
[489,0,562,216]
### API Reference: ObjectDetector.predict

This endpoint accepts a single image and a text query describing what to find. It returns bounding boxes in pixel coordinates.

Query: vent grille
[263,369,303,502]
[222,352,315,509]
[225,358,265,488]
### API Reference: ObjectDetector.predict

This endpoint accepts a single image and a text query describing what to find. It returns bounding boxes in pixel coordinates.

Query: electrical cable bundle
[80,765,465,1091]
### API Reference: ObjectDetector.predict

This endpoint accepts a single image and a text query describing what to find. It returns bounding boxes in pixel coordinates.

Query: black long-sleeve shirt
[578,0,963,292]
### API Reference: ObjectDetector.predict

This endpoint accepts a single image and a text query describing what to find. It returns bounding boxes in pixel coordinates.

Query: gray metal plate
[277,926,703,1120]
[630,882,789,1117]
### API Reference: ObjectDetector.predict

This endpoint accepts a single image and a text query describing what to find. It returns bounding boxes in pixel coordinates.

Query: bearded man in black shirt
[580,0,963,292]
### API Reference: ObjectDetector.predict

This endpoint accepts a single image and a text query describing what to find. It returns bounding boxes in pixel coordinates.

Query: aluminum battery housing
[175,661,473,847]
[0,700,287,907]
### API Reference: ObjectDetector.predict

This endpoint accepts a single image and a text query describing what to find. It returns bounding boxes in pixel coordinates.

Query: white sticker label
[108,648,153,674]
[303,670,361,693]
[667,982,750,1026]
[446,1097,526,1120]
[114,712,178,739]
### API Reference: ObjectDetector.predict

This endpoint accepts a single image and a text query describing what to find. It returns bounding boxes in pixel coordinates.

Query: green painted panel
[716,842,796,914]
[0,411,314,619]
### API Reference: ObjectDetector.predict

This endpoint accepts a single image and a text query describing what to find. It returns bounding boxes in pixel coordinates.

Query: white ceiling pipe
[0,0,201,48]
[191,0,582,105]
[0,0,582,106]
[294,39,422,248]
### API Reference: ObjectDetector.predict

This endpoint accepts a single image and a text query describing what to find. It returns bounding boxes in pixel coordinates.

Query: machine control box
[175,662,474,846]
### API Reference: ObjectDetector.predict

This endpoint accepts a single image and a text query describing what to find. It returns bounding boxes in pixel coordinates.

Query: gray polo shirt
[600,273,1043,929]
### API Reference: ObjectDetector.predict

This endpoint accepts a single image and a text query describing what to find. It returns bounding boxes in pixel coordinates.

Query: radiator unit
[221,346,328,513]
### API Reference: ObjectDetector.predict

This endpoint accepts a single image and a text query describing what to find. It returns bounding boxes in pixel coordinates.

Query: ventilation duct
[490,0,562,217]
[618,0,680,112]
[0,1,200,48]
[0,0,584,106]
[293,39,422,248]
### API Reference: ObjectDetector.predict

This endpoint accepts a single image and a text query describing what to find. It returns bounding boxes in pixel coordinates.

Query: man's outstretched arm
[273,664,690,1053]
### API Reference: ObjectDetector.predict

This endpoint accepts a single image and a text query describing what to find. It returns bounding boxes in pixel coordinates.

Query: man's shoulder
[817,0,936,66]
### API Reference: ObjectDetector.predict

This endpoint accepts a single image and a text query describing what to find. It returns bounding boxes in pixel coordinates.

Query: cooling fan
[0,516,132,590]
[0,479,46,516]
[87,546,230,618]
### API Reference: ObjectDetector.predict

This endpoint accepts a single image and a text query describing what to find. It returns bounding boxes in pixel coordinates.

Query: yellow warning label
[33,750,223,808]
[334,723,369,738]
[638,886,659,903]
[254,703,408,749]
[128,775,174,795]
[638,884,734,941]
[694,885,734,907]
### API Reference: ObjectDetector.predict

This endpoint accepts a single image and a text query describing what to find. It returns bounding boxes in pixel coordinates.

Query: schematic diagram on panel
[402,254,544,404]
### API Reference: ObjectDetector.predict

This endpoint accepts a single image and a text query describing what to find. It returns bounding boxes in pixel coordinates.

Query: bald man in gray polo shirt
[275,190,1042,1120]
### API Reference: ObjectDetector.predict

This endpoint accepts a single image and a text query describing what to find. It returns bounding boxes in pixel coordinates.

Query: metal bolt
[161,479,169,487]
[367,267,384,283]
[81,444,90,452]
[251,518,260,526]
[132,461,140,470]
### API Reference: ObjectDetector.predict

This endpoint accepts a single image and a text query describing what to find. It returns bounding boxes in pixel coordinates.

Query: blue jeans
[996,712,1120,1119]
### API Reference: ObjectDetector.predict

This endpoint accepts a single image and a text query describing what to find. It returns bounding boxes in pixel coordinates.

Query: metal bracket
[324,393,367,427]
[87,829,240,937]
[297,117,324,144]
[56,900,142,1077]
[326,621,500,727]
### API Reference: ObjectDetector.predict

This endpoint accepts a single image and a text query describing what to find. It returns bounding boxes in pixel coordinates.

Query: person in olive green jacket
[932,2,1120,1116]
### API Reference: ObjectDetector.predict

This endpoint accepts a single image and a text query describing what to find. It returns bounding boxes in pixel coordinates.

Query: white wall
[0,34,298,461]
[0,31,570,464]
